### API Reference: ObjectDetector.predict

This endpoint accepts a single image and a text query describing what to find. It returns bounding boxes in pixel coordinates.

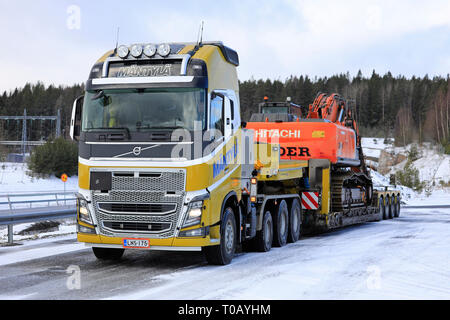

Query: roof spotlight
[117,45,129,59]
[130,44,143,58]
[157,44,171,57]
[143,44,157,57]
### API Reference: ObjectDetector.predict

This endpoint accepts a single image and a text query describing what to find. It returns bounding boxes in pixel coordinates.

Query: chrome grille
[91,169,185,238]
[112,171,185,192]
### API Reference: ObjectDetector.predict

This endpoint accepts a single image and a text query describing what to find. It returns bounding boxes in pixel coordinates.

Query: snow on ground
[392,146,450,185]
[361,137,392,160]
[108,206,450,300]
[1,205,449,300]
[406,189,450,206]
[0,157,449,299]
[369,168,390,187]
[369,169,415,203]
[0,162,78,244]
[361,138,450,186]
[362,138,450,204]
[0,162,78,194]
[0,220,77,244]
[0,234,82,266]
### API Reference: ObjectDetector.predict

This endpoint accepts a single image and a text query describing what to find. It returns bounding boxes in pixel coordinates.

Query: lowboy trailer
[70,41,399,265]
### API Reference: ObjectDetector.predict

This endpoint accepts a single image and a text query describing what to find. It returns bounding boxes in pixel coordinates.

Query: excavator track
[331,172,350,212]
[331,171,367,213]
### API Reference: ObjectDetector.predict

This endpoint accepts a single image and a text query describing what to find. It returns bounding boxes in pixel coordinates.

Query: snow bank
[362,138,449,204]
[375,143,450,186]
[0,162,78,244]
[0,162,78,194]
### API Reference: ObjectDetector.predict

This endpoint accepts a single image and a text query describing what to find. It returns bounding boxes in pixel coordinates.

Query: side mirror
[70,95,84,142]
[241,121,247,129]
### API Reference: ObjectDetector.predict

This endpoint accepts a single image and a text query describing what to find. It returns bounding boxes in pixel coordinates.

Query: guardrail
[0,191,77,245]
[0,191,77,209]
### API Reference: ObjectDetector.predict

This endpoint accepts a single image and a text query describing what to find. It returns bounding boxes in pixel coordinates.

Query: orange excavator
[247,93,373,213]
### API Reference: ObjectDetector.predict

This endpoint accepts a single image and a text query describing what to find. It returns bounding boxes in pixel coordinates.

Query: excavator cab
[249,97,305,122]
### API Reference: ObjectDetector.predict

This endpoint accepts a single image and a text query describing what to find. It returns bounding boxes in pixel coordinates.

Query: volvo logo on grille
[133,147,142,156]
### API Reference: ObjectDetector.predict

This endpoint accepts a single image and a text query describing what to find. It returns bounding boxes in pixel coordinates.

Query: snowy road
[0,207,449,300]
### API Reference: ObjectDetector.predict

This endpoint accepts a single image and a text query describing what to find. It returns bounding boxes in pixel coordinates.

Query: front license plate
[123,239,150,249]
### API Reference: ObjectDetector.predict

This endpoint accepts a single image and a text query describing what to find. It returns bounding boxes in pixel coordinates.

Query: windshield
[82,88,206,132]
[261,106,289,114]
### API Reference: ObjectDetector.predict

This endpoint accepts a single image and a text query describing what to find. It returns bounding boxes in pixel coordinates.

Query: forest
[0,70,449,150]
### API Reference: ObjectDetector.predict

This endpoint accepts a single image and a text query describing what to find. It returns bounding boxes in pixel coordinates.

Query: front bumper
[78,231,219,252]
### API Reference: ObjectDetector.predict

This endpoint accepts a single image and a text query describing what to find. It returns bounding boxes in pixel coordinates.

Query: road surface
[0,206,449,300]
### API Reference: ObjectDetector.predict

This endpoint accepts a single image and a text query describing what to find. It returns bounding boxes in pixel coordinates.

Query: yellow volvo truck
[70,41,308,265]
[70,41,400,265]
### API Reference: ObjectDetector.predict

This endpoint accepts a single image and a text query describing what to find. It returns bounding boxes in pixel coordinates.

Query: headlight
[77,224,96,234]
[179,227,209,238]
[157,43,171,57]
[130,44,143,58]
[183,201,203,228]
[78,199,93,225]
[117,45,129,59]
[143,44,157,57]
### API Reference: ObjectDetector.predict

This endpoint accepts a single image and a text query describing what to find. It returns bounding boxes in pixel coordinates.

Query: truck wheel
[273,200,289,247]
[92,247,124,261]
[392,196,398,218]
[390,196,396,219]
[254,211,273,252]
[382,197,389,220]
[288,199,302,243]
[386,196,393,219]
[379,197,386,220]
[203,207,236,265]
[396,196,401,217]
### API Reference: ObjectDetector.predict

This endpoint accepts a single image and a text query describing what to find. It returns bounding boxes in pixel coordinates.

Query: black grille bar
[98,203,176,214]
[103,221,171,232]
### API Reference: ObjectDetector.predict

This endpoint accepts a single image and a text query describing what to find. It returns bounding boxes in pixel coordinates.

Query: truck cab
[71,42,250,264]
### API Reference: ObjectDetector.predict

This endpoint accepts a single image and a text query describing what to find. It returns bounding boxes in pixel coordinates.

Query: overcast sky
[0,0,449,92]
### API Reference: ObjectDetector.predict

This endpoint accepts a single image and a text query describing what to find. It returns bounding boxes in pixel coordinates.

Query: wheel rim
[225,220,234,254]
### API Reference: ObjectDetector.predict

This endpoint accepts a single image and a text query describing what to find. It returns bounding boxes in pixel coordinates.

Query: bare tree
[395,107,414,146]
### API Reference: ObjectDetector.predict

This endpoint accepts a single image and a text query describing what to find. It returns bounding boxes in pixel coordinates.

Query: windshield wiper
[137,126,186,130]
[91,90,105,101]
[91,91,112,106]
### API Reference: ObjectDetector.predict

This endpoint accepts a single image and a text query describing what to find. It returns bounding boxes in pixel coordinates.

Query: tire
[392,196,398,218]
[92,247,124,261]
[379,197,386,220]
[203,207,236,265]
[382,197,389,220]
[254,211,273,252]
[386,196,393,219]
[273,200,289,247]
[396,196,401,217]
[390,196,396,219]
[288,199,302,243]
